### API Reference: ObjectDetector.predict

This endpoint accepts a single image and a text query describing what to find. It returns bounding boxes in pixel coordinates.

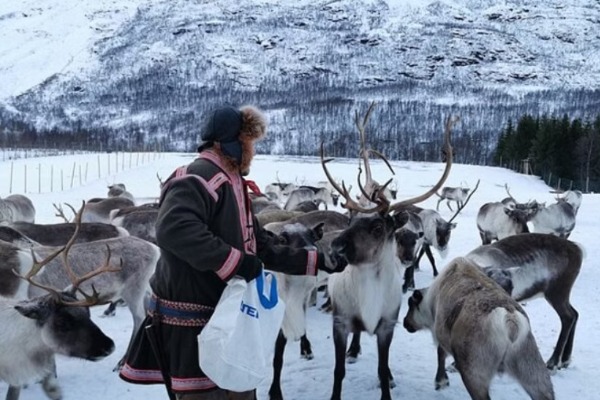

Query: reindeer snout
[403,317,416,333]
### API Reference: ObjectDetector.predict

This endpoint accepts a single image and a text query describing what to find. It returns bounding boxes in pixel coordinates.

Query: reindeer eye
[279,234,288,245]
[371,223,384,236]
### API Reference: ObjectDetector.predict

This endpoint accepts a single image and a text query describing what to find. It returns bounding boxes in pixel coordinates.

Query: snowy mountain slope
[1,0,599,150]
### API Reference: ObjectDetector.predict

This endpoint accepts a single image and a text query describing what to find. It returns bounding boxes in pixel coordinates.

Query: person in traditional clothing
[119,105,340,400]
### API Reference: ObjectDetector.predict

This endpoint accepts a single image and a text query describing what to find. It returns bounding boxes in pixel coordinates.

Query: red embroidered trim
[216,247,242,281]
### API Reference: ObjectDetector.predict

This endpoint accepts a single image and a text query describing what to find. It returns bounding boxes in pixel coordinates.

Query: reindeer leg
[435,346,449,390]
[446,201,453,212]
[376,320,396,400]
[268,331,287,400]
[455,358,493,400]
[545,295,578,370]
[346,332,361,362]
[6,386,21,400]
[402,265,416,293]
[41,357,62,400]
[505,334,554,400]
[560,304,579,368]
[331,316,349,400]
[424,246,438,276]
[300,334,313,360]
[415,246,427,271]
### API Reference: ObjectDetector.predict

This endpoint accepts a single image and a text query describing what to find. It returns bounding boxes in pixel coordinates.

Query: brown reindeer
[404,258,554,400]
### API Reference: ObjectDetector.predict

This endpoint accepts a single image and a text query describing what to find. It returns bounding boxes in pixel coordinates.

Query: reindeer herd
[0,105,589,400]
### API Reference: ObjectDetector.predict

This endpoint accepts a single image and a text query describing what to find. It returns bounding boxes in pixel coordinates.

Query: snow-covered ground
[0,152,597,399]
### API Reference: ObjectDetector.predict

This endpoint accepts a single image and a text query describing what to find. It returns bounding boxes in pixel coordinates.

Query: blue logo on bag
[240,301,259,318]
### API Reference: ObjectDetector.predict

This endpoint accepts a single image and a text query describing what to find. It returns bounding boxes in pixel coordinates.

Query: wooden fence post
[9,162,13,194]
[70,162,76,189]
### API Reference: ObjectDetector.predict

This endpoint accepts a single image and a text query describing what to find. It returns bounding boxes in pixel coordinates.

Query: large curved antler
[320,142,390,214]
[388,115,458,213]
[15,201,121,307]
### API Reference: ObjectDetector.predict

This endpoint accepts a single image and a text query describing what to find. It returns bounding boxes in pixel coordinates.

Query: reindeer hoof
[559,359,571,369]
[435,377,449,390]
[301,351,314,360]
[42,375,63,400]
[346,355,358,364]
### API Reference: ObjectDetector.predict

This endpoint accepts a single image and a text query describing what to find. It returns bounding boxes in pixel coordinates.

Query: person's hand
[236,254,263,282]
[317,251,347,274]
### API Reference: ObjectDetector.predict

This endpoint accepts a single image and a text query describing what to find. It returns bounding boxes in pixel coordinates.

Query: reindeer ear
[14,298,53,321]
[312,222,325,241]
[412,290,423,304]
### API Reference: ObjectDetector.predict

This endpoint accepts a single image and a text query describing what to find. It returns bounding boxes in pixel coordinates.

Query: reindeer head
[15,292,115,360]
[403,288,431,333]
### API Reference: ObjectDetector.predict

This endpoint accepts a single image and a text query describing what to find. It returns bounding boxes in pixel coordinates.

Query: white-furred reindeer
[0,231,118,400]
[476,200,532,244]
[0,195,35,223]
[403,258,554,400]
[320,106,456,400]
[436,186,470,211]
[466,233,584,370]
[528,198,577,238]
[107,183,135,202]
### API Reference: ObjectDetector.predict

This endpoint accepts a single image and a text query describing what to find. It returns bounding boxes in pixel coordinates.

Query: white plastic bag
[198,270,285,391]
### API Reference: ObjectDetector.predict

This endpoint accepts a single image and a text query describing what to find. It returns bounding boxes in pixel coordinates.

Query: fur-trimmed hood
[199,105,267,176]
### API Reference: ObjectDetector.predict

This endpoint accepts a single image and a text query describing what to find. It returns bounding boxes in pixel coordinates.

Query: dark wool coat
[119,149,320,394]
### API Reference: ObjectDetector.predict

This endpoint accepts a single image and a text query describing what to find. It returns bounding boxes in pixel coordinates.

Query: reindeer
[558,190,582,215]
[263,210,349,235]
[0,194,35,223]
[4,221,129,247]
[284,187,331,211]
[267,222,345,400]
[110,209,159,244]
[107,183,135,202]
[2,204,160,373]
[402,180,479,292]
[1,224,118,400]
[79,197,135,224]
[476,187,536,244]
[251,195,282,214]
[465,233,584,370]
[256,210,304,227]
[436,186,470,211]
[320,107,455,400]
[528,199,577,238]
[403,258,554,400]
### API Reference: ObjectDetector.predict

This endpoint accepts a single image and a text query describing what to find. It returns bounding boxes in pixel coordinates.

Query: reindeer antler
[387,115,457,213]
[156,172,165,188]
[448,179,480,224]
[15,201,121,307]
[53,202,77,223]
[354,102,396,206]
[320,142,390,214]
[504,183,519,203]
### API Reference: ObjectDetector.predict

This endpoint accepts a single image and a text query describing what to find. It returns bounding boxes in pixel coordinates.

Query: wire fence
[540,172,600,194]
[0,150,163,195]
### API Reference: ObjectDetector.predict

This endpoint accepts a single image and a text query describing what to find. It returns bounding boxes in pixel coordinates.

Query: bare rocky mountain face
[1,0,599,160]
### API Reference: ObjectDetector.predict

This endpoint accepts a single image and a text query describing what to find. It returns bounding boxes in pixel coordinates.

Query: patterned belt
[148,294,214,327]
